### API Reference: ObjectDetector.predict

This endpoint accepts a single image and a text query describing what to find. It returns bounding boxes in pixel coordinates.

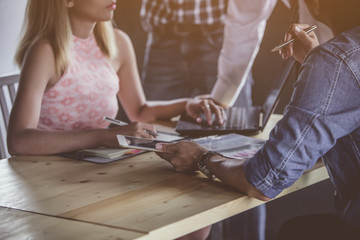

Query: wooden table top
[0,115,329,240]
[0,207,146,240]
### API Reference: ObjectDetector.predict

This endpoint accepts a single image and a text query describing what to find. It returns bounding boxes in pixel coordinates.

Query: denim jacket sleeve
[244,39,360,199]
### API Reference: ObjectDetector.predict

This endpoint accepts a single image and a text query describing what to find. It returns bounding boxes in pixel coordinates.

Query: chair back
[0,74,19,158]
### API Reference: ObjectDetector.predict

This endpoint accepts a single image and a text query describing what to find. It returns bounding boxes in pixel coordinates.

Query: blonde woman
[7,0,225,156]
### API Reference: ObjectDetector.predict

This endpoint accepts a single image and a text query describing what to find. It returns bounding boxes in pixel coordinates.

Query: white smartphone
[116,135,168,152]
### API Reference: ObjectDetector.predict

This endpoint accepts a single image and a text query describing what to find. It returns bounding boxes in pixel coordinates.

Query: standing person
[140,0,226,100]
[140,0,253,106]
[156,0,360,239]
[7,0,225,156]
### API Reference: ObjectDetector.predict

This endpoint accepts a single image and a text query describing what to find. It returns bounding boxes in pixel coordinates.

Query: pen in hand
[271,25,317,53]
[103,116,159,137]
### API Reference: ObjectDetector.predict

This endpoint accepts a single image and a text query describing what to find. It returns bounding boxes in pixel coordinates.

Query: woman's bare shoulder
[113,28,132,45]
[112,28,137,69]
[20,38,57,86]
[26,38,55,62]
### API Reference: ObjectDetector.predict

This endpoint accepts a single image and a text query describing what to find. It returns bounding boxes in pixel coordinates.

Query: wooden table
[0,115,329,240]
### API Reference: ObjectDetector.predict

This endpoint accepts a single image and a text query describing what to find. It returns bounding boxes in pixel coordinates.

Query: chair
[0,74,19,159]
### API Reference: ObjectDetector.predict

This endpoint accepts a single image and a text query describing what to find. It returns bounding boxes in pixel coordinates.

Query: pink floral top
[38,34,119,130]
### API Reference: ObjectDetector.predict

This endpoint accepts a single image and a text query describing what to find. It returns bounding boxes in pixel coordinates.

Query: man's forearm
[206,155,271,201]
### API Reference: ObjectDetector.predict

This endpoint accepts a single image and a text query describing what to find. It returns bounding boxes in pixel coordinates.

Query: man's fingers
[211,102,225,125]
[292,25,311,42]
[155,142,178,153]
[204,108,213,126]
[200,99,212,125]
[155,143,179,162]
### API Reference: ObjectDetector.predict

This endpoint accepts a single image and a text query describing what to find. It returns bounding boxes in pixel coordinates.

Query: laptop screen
[261,58,296,129]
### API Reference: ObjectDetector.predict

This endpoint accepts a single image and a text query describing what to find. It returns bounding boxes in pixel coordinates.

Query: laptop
[175,59,296,137]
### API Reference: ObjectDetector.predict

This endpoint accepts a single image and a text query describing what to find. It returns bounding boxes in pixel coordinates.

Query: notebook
[61,132,184,163]
[175,59,296,137]
[62,148,146,164]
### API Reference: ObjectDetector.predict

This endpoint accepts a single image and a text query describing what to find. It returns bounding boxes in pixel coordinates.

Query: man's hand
[156,140,271,201]
[155,140,207,172]
[186,96,227,126]
[280,24,319,63]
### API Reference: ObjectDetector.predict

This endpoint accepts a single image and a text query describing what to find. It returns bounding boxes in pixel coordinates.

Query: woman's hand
[186,96,227,126]
[115,122,157,138]
[280,24,319,63]
[105,122,157,148]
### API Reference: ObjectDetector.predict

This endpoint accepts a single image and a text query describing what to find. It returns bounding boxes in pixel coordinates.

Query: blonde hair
[15,0,117,78]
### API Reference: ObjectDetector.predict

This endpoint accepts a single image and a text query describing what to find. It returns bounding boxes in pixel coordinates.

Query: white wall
[0,0,27,158]
[0,0,27,77]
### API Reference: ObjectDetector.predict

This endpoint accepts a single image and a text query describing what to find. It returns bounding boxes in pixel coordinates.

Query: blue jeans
[141,24,253,105]
[142,25,223,100]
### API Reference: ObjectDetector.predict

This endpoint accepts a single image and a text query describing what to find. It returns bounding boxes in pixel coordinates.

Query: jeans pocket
[203,28,224,50]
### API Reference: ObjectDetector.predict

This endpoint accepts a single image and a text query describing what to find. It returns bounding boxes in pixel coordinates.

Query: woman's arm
[7,40,120,155]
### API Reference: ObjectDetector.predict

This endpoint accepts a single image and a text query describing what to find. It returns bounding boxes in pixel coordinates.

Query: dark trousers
[278,214,360,240]
[209,205,266,240]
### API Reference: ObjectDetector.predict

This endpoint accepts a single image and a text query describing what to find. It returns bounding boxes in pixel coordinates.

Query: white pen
[271,25,318,53]
[103,116,159,137]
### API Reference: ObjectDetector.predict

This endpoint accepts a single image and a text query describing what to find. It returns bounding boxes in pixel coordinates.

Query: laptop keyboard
[200,107,251,129]
[226,107,246,128]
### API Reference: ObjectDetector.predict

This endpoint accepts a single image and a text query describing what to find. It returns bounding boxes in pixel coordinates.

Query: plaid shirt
[140,0,228,31]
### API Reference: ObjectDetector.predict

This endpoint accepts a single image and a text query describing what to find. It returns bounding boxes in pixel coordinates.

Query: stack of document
[193,133,265,159]
[77,148,144,160]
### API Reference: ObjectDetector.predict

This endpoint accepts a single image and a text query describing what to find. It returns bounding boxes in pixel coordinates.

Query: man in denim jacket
[155,0,360,237]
